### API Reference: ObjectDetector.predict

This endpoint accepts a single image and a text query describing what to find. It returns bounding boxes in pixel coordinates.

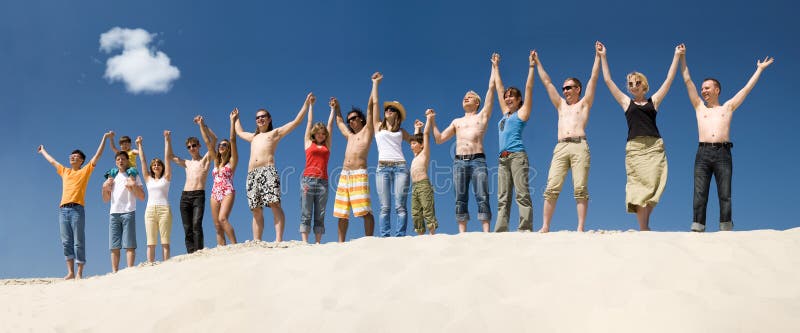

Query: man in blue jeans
[37,132,111,279]
[681,50,774,231]
[102,151,144,272]
[431,56,496,233]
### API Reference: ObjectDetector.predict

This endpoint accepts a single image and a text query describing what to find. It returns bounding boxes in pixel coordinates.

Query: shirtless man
[682,50,774,232]
[331,72,380,242]
[236,93,312,242]
[536,45,600,233]
[168,117,213,253]
[431,59,495,233]
[38,132,111,279]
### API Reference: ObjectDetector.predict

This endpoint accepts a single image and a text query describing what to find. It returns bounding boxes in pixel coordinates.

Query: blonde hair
[308,122,329,144]
[626,72,650,93]
[466,90,481,109]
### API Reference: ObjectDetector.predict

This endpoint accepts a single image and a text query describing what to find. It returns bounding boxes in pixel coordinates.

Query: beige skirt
[625,137,668,213]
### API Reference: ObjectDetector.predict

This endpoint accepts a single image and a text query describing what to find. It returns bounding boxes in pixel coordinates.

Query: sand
[3,229,800,332]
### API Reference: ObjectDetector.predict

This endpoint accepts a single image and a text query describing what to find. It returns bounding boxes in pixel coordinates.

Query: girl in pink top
[299,97,335,243]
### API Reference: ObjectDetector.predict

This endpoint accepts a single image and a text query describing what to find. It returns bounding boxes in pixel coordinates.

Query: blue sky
[1,0,796,278]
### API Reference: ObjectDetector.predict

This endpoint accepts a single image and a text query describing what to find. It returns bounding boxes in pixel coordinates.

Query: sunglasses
[385,107,398,113]
[256,114,269,120]
[187,143,199,149]
[218,142,229,147]
[628,81,642,88]
[562,85,577,91]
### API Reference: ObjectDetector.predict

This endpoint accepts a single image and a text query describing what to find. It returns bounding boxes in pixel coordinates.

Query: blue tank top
[498,112,526,152]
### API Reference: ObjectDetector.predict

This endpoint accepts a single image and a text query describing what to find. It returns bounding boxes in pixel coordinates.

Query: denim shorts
[109,211,137,250]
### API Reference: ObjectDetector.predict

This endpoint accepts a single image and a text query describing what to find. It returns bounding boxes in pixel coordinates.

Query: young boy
[106,132,139,180]
[409,110,438,235]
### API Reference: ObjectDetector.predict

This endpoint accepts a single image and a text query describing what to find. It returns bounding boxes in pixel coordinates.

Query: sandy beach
[3,229,799,332]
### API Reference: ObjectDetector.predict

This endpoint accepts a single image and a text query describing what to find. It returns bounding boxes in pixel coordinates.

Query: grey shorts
[247,165,281,209]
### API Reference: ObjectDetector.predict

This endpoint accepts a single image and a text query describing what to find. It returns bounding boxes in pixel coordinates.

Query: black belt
[60,202,81,208]
[558,136,587,143]
[699,142,733,148]
[454,153,486,160]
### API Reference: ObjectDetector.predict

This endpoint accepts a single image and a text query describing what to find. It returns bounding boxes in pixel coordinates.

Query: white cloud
[99,27,180,94]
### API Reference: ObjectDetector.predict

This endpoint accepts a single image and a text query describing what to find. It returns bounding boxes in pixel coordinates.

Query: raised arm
[234,113,255,142]
[478,58,496,123]
[431,114,455,144]
[37,145,61,168]
[724,56,775,112]
[534,52,564,109]
[229,109,239,172]
[135,136,149,181]
[195,115,217,163]
[423,109,434,157]
[518,51,536,121]
[651,43,685,108]
[492,53,509,115]
[325,99,335,147]
[597,41,630,110]
[304,97,315,148]
[163,130,172,181]
[581,44,602,108]
[367,72,382,135]
[331,97,350,138]
[88,131,112,167]
[167,131,186,168]
[108,131,120,154]
[681,51,703,109]
[276,93,313,139]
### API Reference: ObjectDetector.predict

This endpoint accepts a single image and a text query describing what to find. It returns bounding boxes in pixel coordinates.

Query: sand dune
[3,229,800,332]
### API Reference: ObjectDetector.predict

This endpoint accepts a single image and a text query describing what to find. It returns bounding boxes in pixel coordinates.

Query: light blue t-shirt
[498,112,526,153]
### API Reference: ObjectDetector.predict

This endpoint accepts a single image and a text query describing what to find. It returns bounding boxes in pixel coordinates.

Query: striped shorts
[333,169,372,218]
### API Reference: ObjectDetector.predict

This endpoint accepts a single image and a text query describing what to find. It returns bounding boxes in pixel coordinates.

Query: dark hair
[119,136,131,144]
[504,87,523,106]
[703,78,721,92]
[71,149,86,164]
[215,139,232,167]
[149,158,165,179]
[346,108,367,133]
[566,77,583,94]
[409,133,424,144]
[115,151,129,160]
[255,109,274,134]
[185,137,200,145]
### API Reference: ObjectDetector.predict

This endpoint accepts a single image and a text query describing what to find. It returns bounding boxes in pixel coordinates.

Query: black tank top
[625,98,661,141]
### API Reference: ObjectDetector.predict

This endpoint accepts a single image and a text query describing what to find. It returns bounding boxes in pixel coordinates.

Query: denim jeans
[693,145,733,227]
[109,211,137,250]
[300,177,328,235]
[59,204,86,263]
[180,190,205,253]
[453,157,491,222]
[495,152,533,232]
[376,164,410,237]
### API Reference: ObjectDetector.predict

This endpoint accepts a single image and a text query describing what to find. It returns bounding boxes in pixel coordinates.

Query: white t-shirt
[375,130,405,162]
[110,172,143,214]
[146,177,170,207]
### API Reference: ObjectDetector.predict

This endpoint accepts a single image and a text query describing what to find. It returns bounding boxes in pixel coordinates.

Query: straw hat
[383,101,406,122]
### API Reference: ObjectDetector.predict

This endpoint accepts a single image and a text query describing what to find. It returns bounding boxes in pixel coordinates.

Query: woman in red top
[299,96,335,243]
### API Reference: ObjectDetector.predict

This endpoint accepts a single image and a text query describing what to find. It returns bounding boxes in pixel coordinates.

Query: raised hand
[757,56,775,70]
[529,50,536,66]
[675,43,686,56]
[37,145,43,153]
[193,115,204,125]
[307,92,316,105]
[329,97,339,110]
[230,108,239,121]
[414,119,424,129]
[163,130,171,138]
[425,108,436,118]
[371,72,383,83]
[135,136,142,145]
[492,53,500,68]
[109,131,116,139]
[596,41,606,56]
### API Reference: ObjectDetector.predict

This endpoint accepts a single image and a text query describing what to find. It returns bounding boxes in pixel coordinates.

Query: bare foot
[538,227,550,233]
[75,273,82,280]
[577,227,585,232]
[63,273,75,280]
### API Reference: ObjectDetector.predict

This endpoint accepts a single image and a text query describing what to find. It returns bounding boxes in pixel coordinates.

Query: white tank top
[146,177,170,207]
[375,130,405,162]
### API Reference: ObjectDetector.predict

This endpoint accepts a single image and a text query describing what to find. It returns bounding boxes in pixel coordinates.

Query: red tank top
[303,143,330,179]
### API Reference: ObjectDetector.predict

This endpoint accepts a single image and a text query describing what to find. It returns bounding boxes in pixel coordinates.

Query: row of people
[38,42,773,278]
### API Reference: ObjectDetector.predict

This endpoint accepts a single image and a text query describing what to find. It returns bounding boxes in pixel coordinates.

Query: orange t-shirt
[56,163,95,207]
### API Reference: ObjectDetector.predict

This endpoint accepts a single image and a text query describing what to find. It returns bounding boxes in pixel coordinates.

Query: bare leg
[429,228,436,235]
[211,198,225,246]
[126,249,135,267]
[64,259,75,280]
[576,199,587,232]
[314,233,322,244]
[635,205,651,231]
[271,203,286,242]
[457,220,467,233]
[252,207,264,241]
[363,213,375,237]
[481,220,490,232]
[162,244,170,261]
[111,249,121,273]
[76,263,84,279]
[147,245,156,263]
[301,232,309,243]
[219,194,237,244]
[338,218,349,243]
[540,199,557,233]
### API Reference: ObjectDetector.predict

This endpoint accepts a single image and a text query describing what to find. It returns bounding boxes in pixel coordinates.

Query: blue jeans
[376,164,410,237]
[453,157,491,222]
[693,145,733,227]
[300,177,328,235]
[59,204,86,263]
[109,211,137,250]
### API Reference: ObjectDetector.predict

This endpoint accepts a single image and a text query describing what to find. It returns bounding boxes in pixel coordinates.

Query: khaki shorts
[625,137,668,213]
[144,205,172,246]
[543,140,590,200]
